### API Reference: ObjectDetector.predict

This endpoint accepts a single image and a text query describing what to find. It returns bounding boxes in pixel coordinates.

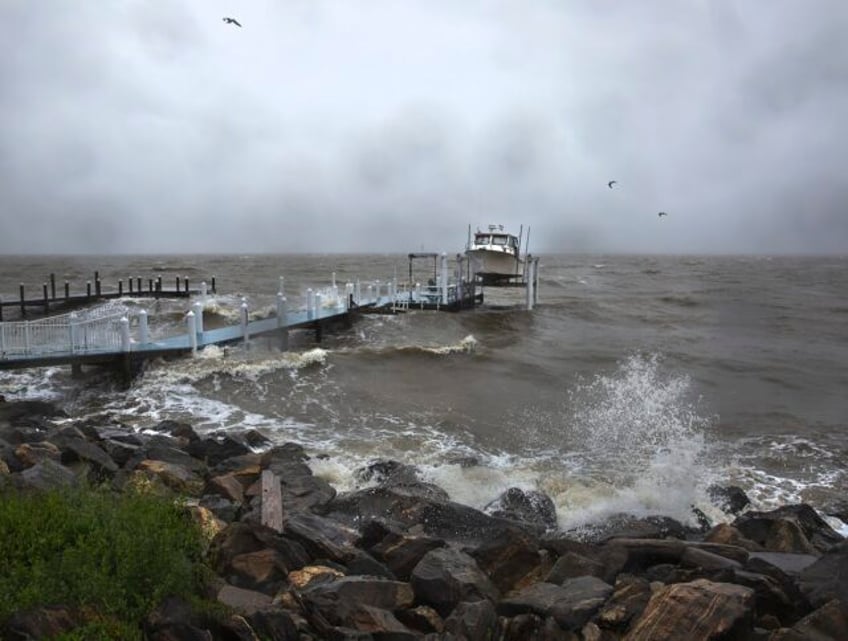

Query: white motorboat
[466,224,525,285]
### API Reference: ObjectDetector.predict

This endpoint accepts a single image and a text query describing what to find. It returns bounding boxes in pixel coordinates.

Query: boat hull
[467,249,523,284]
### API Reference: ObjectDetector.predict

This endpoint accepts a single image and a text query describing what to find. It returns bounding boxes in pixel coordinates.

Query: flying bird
[658,212,668,217]
[222,17,242,27]
[608,180,617,189]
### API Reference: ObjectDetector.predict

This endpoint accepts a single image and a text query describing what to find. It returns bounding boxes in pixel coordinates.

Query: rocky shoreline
[1,398,846,640]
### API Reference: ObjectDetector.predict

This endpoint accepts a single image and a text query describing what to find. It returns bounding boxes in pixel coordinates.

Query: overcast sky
[1,1,846,255]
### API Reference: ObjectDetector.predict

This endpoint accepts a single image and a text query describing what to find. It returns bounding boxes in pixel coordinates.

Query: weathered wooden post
[19,283,25,317]
[211,276,216,293]
[42,283,48,314]
[184,277,190,293]
[138,310,149,344]
[64,281,69,299]
[156,275,162,296]
[95,272,101,296]
[50,273,56,300]
[86,281,91,300]
[175,276,180,292]
[137,277,142,292]
[118,279,123,297]
[128,277,133,294]
[261,470,283,532]
[186,311,197,354]
[148,278,154,294]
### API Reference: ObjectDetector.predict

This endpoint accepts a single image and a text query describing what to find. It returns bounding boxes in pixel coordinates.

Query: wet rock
[257,458,336,514]
[210,521,309,586]
[623,578,755,641]
[329,485,536,546]
[368,529,446,580]
[443,599,500,641]
[0,400,67,426]
[284,511,360,563]
[199,494,241,523]
[49,433,119,475]
[707,484,751,515]
[546,551,608,584]
[411,547,500,617]
[732,504,844,554]
[206,472,246,504]
[396,605,444,634]
[245,609,299,641]
[150,419,200,443]
[13,441,61,467]
[731,568,808,627]
[595,574,652,633]
[469,524,546,593]
[216,584,274,614]
[484,486,558,531]
[768,598,848,641]
[578,513,691,543]
[15,458,77,490]
[134,459,205,496]
[705,522,765,551]
[126,442,207,475]
[299,575,415,629]
[499,576,613,631]
[187,433,252,467]
[798,540,848,608]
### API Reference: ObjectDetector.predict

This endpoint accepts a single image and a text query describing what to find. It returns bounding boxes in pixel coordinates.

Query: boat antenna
[467,224,471,252]
[518,225,524,255]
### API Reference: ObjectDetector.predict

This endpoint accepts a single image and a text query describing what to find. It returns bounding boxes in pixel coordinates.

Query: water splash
[554,353,715,529]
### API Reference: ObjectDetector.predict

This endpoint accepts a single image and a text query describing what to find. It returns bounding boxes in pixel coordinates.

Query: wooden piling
[261,470,283,532]
[50,273,56,300]
[43,283,48,314]
[64,282,69,299]
[19,284,25,317]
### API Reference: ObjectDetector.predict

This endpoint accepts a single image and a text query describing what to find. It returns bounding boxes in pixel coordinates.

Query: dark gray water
[1,253,846,534]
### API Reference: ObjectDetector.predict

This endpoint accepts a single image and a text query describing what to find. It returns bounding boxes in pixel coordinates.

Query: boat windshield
[474,235,491,245]
[492,235,509,245]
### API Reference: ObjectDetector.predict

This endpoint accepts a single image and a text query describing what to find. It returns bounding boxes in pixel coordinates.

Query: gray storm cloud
[0,0,846,255]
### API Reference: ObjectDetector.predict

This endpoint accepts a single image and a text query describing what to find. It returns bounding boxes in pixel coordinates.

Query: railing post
[276,293,286,327]
[278,276,285,298]
[314,292,323,318]
[306,288,314,318]
[69,313,78,354]
[120,317,131,352]
[192,301,203,336]
[355,280,361,305]
[138,310,149,344]
[440,252,448,305]
[186,311,197,354]
[240,301,250,346]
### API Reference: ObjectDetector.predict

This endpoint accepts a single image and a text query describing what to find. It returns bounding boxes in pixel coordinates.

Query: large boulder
[411,547,499,617]
[732,504,843,554]
[768,599,848,641]
[484,487,558,531]
[622,579,755,641]
[799,540,848,608]
[499,577,613,631]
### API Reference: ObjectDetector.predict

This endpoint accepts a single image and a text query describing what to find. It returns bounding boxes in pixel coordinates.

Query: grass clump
[0,484,208,639]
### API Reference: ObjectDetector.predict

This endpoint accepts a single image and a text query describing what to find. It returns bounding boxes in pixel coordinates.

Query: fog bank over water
[1,1,846,255]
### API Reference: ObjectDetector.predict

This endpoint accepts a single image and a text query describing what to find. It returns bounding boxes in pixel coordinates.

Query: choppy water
[2,253,847,535]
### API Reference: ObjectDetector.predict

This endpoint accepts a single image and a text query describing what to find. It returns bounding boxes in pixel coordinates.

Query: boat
[465,224,525,285]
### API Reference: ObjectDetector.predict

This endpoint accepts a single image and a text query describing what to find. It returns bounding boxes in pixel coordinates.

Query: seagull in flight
[608,180,617,189]
[658,211,668,217]
[223,17,242,27]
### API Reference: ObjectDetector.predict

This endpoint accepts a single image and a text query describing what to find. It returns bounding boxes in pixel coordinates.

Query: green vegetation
[0,484,209,640]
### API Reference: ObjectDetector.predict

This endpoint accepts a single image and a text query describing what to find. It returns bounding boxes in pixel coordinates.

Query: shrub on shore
[0,484,209,640]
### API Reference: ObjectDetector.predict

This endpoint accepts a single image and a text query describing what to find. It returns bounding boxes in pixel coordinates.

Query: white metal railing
[0,305,129,358]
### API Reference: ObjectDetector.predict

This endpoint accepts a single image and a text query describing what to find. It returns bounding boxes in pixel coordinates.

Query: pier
[0,253,540,383]
[0,271,215,321]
